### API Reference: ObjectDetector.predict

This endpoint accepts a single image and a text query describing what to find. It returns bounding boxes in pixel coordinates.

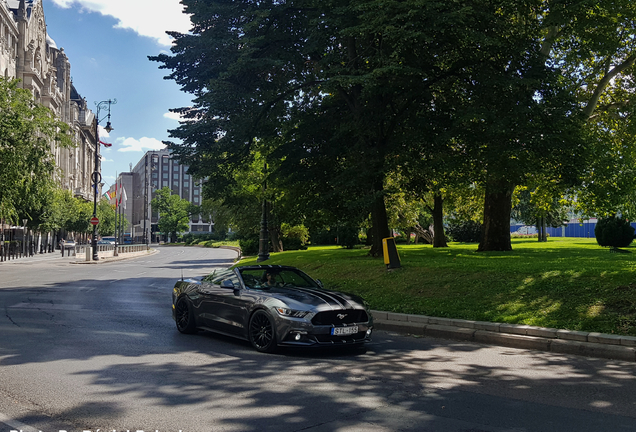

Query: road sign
[90,217,99,226]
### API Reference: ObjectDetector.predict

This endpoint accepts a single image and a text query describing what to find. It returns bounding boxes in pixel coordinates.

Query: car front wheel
[175,297,197,334]
[249,310,278,353]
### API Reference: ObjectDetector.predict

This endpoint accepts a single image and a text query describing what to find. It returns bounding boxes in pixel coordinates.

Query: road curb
[372,310,636,362]
[71,248,159,264]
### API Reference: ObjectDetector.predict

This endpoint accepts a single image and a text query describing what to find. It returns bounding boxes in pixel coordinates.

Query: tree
[97,200,118,237]
[511,186,570,242]
[150,0,503,257]
[151,187,193,242]
[0,78,72,225]
[475,0,636,250]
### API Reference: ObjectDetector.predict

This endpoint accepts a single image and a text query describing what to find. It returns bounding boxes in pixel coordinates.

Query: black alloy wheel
[175,297,197,334]
[249,310,278,353]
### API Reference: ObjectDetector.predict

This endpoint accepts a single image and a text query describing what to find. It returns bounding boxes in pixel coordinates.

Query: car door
[198,272,248,337]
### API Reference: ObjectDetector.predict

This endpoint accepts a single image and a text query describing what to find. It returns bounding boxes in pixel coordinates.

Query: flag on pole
[99,140,112,147]
[121,186,128,210]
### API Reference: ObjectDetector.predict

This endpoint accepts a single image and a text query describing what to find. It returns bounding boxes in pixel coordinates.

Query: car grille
[311,309,368,326]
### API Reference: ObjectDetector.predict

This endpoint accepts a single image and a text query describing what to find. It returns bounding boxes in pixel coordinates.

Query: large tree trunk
[432,193,448,248]
[269,225,283,252]
[478,180,514,252]
[369,188,391,257]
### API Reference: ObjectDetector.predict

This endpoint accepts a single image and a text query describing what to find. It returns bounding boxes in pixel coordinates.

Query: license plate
[331,326,358,336]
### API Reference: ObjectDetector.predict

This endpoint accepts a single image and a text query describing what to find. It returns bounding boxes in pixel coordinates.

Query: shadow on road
[1,274,636,431]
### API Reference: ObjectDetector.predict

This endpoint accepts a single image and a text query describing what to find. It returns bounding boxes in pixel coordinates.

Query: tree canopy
[151,0,636,253]
[151,187,194,242]
[0,78,72,225]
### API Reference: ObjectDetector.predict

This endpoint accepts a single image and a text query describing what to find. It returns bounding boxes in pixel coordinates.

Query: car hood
[264,285,366,312]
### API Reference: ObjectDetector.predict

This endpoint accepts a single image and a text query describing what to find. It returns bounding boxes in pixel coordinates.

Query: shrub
[338,226,360,249]
[239,237,259,256]
[510,233,550,239]
[446,220,482,243]
[281,223,309,250]
[310,229,338,245]
[283,237,307,251]
[595,216,635,249]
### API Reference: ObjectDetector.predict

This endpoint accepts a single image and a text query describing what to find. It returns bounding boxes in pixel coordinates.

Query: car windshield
[239,268,320,290]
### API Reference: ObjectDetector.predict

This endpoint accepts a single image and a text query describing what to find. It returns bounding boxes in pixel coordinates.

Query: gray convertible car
[172,265,373,352]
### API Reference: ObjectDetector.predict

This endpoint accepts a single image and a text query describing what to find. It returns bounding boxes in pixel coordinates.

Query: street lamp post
[92,99,116,261]
[257,161,269,262]
[22,219,27,257]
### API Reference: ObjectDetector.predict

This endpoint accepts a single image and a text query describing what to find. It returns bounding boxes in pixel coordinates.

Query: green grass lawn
[237,238,636,336]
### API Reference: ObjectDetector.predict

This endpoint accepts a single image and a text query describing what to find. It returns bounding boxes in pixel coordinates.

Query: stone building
[3,0,98,200]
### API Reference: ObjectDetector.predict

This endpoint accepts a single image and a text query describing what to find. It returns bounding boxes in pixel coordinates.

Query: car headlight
[275,307,313,319]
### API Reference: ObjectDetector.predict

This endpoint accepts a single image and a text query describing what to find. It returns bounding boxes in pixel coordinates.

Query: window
[162,181,168,187]
[174,165,179,171]
[162,173,168,179]
[152,180,158,188]
[194,197,199,203]
[152,173,158,178]
[184,181,189,187]
[173,173,179,180]
[209,271,240,288]
[194,189,199,196]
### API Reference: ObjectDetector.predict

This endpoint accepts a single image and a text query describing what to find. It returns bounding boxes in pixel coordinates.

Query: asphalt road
[1,246,635,432]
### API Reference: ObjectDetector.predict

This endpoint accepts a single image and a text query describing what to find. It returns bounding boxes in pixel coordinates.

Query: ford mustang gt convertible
[172,265,373,352]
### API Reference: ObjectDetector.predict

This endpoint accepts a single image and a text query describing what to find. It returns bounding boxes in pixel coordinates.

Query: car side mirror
[221,280,235,289]
[316,279,324,288]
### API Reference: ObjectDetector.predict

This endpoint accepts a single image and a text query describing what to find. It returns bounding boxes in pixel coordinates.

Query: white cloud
[164,111,182,121]
[98,124,110,138]
[50,0,191,46]
[117,137,166,153]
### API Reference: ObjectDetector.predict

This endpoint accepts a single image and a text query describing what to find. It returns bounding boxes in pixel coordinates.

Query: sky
[43,0,194,189]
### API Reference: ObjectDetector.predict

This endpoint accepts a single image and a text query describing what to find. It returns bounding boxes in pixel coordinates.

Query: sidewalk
[0,251,71,264]
[372,310,636,362]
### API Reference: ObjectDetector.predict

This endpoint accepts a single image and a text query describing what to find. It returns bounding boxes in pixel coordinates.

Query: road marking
[8,303,82,311]
[0,413,40,432]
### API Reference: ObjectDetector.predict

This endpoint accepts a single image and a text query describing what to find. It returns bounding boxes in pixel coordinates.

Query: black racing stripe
[291,286,353,309]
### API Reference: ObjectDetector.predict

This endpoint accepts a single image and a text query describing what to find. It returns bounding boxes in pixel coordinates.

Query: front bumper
[278,322,373,347]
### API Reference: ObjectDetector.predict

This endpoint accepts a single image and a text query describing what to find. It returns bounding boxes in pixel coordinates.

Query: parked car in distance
[100,236,116,245]
[97,240,114,245]
[63,239,76,249]
[172,265,374,353]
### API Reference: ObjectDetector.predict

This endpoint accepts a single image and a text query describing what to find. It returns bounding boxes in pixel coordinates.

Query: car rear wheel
[175,297,197,334]
[249,310,278,353]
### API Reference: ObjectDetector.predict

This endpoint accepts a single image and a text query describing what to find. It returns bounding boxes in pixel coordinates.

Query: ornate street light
[92,99,116,261]
[257,160,269,262]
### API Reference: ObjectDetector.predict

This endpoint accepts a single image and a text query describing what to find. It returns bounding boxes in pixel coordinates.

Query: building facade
[3,0,98,200]
[106,150,212,243]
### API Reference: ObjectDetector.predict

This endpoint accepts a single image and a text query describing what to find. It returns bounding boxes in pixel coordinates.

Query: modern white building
[107,150,213,243]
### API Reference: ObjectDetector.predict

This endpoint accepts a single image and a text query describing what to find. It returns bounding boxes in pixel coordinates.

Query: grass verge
[236,238,636,336]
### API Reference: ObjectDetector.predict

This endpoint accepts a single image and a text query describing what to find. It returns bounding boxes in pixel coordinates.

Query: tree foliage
[150,0,636,254]
[151,187,193,242]
[0,78,72,225]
